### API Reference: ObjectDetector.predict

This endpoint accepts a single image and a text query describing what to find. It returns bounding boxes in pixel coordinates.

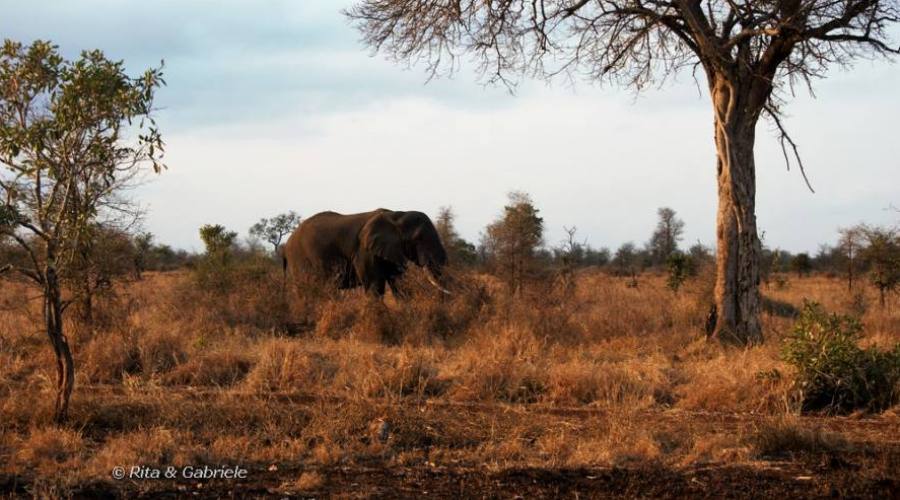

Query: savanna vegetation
[3,0,900,492]
[2,187,899,497]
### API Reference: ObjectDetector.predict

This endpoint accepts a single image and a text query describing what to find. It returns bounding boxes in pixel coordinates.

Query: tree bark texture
[709,75,765,345]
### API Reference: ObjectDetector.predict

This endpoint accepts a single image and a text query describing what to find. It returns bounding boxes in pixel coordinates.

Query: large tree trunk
[709,78,764,345]
[45,262,75,423]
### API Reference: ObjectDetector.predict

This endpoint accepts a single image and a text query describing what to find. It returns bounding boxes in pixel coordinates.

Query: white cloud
[139,72,899,253]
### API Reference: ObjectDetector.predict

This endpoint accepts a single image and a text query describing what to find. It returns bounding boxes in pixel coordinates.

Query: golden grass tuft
[86,427,201,478]
[289,470,325,491]
[242,339,338,392]
[674,345,798,414]
[14,427,85,474]
[751,417,850,458]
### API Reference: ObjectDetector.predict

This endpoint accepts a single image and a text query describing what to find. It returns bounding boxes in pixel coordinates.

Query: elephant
[283,209,449,296]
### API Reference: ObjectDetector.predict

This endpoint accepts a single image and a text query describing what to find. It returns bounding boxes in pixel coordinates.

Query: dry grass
[1,268,898,494]
[750,417,850,458]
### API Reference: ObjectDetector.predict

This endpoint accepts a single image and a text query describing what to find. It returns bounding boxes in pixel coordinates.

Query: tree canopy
[0,39,165,421]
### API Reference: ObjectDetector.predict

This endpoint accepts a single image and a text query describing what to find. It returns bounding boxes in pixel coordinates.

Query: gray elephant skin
[283,209,448,296]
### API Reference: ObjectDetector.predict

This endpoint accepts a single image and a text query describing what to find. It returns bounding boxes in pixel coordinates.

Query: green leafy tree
[249,211,301,255]
[481,192,544,292]
[613,242,640,286]
[666,251,692,293]
[200,224,238,265]
[688,242,713,269]
[791,253,813,277]
[349,0,900,345]
[860,225,900,307]
[0,40,165,421]
[584,246,611,267]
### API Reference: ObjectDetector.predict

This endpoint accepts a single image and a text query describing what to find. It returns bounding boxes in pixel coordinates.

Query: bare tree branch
[764,104,815,193]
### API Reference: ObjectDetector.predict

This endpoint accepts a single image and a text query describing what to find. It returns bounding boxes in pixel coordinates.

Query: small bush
[665,252,691,293]
[783,301,900,414]
[163,351,254,387]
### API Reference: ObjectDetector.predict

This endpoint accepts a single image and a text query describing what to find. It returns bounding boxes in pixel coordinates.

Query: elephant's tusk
[425,271,451,295]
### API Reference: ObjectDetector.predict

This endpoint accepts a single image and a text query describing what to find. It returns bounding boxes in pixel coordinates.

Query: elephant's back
[285,210,385,271]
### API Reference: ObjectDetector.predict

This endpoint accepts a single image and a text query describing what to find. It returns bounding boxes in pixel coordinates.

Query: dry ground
[1,268,898,498]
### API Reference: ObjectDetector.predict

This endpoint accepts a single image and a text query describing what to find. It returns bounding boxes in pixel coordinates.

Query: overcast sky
[3,1,898,253]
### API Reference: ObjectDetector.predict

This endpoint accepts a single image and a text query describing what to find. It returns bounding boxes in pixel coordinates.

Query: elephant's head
[357,213,407,272]
[355,210,449,294]
[390,211,448,280]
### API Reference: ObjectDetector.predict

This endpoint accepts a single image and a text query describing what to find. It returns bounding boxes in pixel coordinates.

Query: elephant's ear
[360,215,406,267]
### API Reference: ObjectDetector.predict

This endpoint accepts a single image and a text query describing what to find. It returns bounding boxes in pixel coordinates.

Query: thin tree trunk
[709,80,764,345]
[45,262,75,423]
[847,248,853,292]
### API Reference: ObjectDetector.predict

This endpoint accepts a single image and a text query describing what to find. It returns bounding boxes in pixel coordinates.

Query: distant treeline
[5,196,894,303]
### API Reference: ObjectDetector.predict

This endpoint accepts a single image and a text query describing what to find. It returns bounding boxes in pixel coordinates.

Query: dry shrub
[206,435,255,464]
[448,326,548,403]
[86,428,201,478]
[73,398,163,436]
[244,337,448,399]
[544,351,671,407]
[550,411,664,467]
[284,471,324,492]
[353,301,400,344]
[163,350,254,386]
[249,438,308,464]
[13,427,85,474]
[314,295,398,344]
[1,334,53,388]
[6,268,898,488]
[474,423,539,467]
[680,433,751,465]
[575,272,710,342]
[390,268,489,345]
[74,290,138,336]
[180,259,292,332]
[217,265,291,330]
[297,400,382,464]
[137,327,189,376]
[312,269,488,347]
[368,348,448,398]
[0,387,53,429]
[243,339,338,392]
[751,417,849,458]
[313,298,360,339]
[675,345,797,414]
[507,293,583,345]
[686,266,717,319]
[372,404,482,457]
[78,332,141,383]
